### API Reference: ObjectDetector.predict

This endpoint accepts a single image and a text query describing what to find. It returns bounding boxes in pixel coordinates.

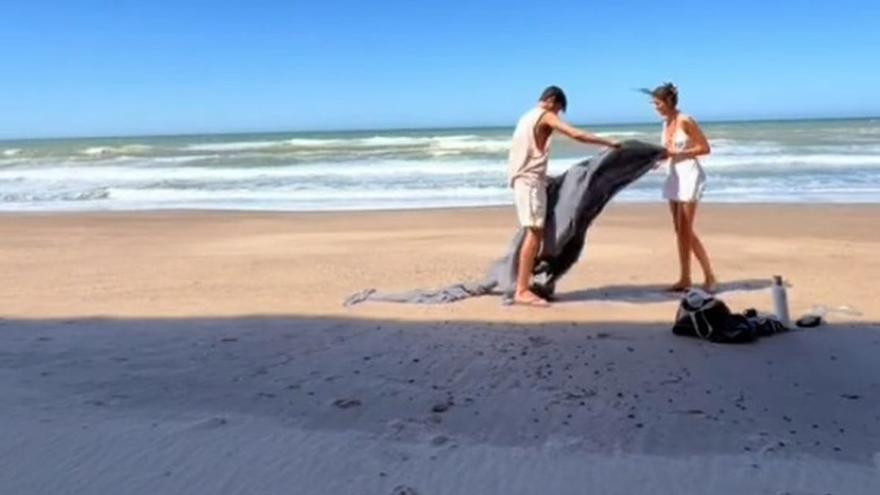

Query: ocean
[1,118,878,211]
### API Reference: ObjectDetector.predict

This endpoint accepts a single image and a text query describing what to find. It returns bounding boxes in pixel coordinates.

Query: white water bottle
[771,275,791,327]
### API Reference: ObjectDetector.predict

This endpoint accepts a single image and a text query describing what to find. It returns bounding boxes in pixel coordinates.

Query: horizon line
[2,115,878,143]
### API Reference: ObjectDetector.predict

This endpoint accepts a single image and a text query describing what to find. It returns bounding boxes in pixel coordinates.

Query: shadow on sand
[1,314,878,494]
[557,278,774,304]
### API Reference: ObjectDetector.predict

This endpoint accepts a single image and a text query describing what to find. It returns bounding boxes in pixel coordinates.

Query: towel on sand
[345,140,667,306]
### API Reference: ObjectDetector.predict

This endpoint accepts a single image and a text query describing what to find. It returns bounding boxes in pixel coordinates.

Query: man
[507,86,618,306]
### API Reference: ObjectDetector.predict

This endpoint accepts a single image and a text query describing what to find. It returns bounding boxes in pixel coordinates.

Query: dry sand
[1,205,878,494]
[1,204,878,322]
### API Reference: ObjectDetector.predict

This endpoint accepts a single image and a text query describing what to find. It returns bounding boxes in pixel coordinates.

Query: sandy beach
[2,204,879,494]
[1,204,879,322]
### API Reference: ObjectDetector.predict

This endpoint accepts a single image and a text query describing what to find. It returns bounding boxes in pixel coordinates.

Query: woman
[647,83,717,292]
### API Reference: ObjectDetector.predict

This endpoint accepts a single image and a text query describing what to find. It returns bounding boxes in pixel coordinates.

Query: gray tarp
[344,140,667,306]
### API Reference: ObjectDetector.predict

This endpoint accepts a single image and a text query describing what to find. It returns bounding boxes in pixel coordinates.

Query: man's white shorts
[513,179,547,229]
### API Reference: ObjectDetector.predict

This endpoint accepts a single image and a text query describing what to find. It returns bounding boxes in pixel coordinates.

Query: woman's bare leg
[668,201,692,291]
[681,201,717,291]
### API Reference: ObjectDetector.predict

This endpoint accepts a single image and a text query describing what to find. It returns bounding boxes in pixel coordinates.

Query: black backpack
[672,290,757,344]
[743,308,790,337]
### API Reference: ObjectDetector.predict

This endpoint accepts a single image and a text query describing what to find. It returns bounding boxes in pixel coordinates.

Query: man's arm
[542,113,618,148]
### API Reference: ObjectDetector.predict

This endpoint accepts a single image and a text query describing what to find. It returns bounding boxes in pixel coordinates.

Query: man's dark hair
[539,86,567,112]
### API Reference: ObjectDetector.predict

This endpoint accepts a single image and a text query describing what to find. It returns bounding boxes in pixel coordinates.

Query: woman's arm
[673,116,711,160]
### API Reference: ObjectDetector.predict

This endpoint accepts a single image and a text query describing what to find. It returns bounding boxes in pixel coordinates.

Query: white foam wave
[6,150,878,189]
[0,159,516,183]
[1,188,110,203]
[353,136,430,147]
[349,135,486,148]
[283,138,348,148]
[8,178,880,212]
[596,131,645,137]
[108,185,507,203]
[428,136,510,154]
[4,122,880,211]
[147,154,221,164]
[184,141,285,152]
[3,150,877,191]
[81,144,153,157]
[4,176,880,211]
[710,141,788,155]
[2,186,506,212]
[706,154,880,168]
[183,134,511,154]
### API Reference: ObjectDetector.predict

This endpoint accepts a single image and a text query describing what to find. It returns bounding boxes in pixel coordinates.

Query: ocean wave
[3,176,880,210]
[351,136,440,147]
[184,141,287,152]
[800,144,880,154]
[5,179,879,211]
[1,188,110,203]
[337,135,491,148]
[147,154,222,164]
[706,154,880,168]
[0,159,518,183]
[710,140,788,155]
[0,158,26,167]
[47,185,512,212]
[183,134,511,155]
[108,185,508,203]
[709,140,880,156]
[3,121,880,211]
[596,131,646,137]
[81,145,153,157]
[3,151,878,189]
[427,136,510,154]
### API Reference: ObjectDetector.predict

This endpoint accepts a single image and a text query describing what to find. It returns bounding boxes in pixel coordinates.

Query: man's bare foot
[514,290,550,307]
[665,280,692,292]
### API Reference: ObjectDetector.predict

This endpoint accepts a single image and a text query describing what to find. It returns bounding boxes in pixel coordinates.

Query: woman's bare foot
[514,290,550,307]
[665,280,692,292]
[702,275,718,293]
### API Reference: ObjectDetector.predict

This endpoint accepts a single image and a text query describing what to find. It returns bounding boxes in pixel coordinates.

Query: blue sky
[1,0,879,138]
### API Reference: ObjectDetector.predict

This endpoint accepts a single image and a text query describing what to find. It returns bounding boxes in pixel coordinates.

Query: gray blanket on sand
[344,140,667,306]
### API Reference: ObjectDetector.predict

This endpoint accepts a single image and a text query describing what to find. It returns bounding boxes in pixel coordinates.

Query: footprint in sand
[333,398,362,409]
[528,335,552,347]
[431,400,453,413]
[392,486,419,495]
[189,417,229,430]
